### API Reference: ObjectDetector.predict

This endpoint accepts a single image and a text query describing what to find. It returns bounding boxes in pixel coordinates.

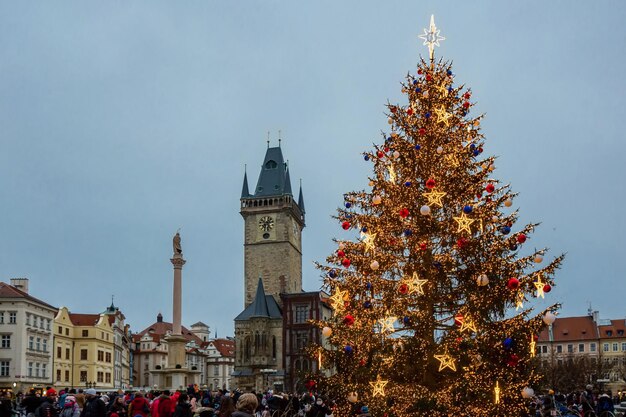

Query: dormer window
[265,160,278,169]
[607,330,613,336]
[618,330,624,336]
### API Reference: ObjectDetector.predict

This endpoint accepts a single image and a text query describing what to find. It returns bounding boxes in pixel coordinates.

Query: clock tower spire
[239,142,304,308]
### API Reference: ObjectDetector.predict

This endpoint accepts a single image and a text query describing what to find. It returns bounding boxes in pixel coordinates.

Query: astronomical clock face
[258,216,274,232]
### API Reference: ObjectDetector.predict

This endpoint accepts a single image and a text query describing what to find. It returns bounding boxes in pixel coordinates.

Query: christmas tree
[310,16,563,417]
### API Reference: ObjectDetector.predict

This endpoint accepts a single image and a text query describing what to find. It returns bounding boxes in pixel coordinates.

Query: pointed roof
[298,183,305,213]
[235,278,282,321]
[241,170,250,198]
[253,146,293,197]
[0,281,57,311]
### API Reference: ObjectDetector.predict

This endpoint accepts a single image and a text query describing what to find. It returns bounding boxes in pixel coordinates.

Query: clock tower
[240,144,305,307]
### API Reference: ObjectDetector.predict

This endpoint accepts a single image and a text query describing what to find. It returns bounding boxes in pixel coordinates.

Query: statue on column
[173,231,182,255]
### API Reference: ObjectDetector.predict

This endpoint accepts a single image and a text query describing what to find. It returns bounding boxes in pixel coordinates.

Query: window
[105,372,111,383]
[28,362,33,377]
[604,343,610,352]
[29,336,34,350]
[557,359,563,366]
[295,332,308,350]
[80,371,87,382]
[42,364,46,378]
[265,160,278,169]
[100,332,104,339]
[0,361,9,377]
[42,339,47,352]
[541,345,547,354]
[35,363,40,377]
[39,318,44,329]
[272,336,277,359]
[613,343,619,352]
[26,314,31,326]
[57,346,62,358]
[591,343,597,352]
[46,320,50,330]
[80,349,88,360]
[66,348,70,360]
[65,370,70,382]
[607,330,613,336]
[82,330,89,337]
[65,328,69,336]
[567,344,573,353]
[36,338,41,351]
[613,357,619,365]
[97,371,103,383]
[0,312,3,324]
[622,342,626,351]
[1,335,10,349]
[105,352,111,363]
[213,365,219,376]
[579,343,585,352]
[556,345,562,353]
[56,369,61,381]
[58,326,62,334]
[295,305,310,323]
[98,351,104,361]
[9,312,16,324]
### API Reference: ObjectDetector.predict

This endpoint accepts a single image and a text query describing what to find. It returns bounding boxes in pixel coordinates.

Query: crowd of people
[528,384,624,416]
[0,386,363,417]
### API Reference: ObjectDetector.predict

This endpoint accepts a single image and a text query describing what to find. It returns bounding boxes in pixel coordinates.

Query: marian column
[171,232,185,335]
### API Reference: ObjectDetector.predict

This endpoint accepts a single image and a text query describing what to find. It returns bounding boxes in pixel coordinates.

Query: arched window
[302,360,309,371]
[265,160,278,169]
[294,359,301,371]
[244,337,251,361]
[272,336,277,359]
[255,332,260,353]
[262,333,267,353]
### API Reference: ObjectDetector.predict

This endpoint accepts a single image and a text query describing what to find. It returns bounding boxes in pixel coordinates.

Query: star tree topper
[370,377,389,397]
[419,15,446,61]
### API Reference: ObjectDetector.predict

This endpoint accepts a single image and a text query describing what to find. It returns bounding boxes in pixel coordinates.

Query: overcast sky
[1,2,625,338]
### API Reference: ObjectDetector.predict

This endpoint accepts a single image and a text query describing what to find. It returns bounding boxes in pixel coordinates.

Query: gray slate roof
[253,146,292,197]
[235,278,282,321]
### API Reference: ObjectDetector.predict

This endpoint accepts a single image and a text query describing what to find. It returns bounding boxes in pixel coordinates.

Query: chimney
[593,310,599,323]
[10,278,29,294]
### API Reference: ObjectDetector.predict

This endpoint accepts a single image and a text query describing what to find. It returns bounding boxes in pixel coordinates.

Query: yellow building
[53,307,115,390]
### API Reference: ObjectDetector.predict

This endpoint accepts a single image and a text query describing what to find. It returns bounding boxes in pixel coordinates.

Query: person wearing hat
[60,396,80,417]
[358,406,370,417]
[35,389,58,417]
[80,389,106,417]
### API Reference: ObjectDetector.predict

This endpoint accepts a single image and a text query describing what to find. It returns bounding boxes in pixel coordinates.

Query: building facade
[53,307,116,390]
[597,319,626,387]
[103,302,132,389]
[131,313,207,389]
[205,338,235,390]
[234,145,306,391]
[0,279,56,393]
[281,291,332,393]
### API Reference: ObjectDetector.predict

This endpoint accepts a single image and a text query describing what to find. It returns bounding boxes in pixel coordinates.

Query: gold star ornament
[361,232,377,254]
[459,316,477,333]
[370,377,389,397]
[329,288,349,312]
[405,272,428,295]
[534,276,545,299]
[453,212,475,234]
[379,316,397,333]
[423,190,447,207]
[434,105,452,126]
[434,353,456,372]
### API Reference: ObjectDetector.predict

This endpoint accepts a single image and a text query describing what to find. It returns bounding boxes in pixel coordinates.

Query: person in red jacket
[128,393,150,417]
[157,392,173,417]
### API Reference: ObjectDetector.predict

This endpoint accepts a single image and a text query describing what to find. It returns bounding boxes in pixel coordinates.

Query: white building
[0,279,57,393]
[205,338,235,390]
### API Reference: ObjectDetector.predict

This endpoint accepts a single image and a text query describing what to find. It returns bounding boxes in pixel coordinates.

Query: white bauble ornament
[436,146,443,154]
[370,260,380,270]
[543,311,557,325]
[387,118,393,125]
[393,150,400,159]
[476,274,489,286]
[534,255,543,263]
[420,205,431,216]
[372,195,382,205]
[322,326,332,337]
[492,216,499,223]
[504,198,513,207]
[423,90,429,98]
[347,392,358,403]
[338,242,345,250]
[521,387,535,399]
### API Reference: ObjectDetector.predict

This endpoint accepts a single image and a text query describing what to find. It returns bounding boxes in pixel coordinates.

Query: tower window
[265,160,278,169]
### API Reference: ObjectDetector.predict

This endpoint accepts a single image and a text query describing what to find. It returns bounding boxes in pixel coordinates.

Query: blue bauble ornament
[501,226,511,235]
[470,144,476,150]
[328,269,337,278]
[361,226,368,233]
[403,316,411,324]
[463,205,473,214]
[448,87,453,93]
[425,112,431,118]
[415,87,421,93]
[345,202,352,209]
[405,181,412,187]
[404,229,412,237]
[363,300,372,309]
[364,155,370,161]
[344,345,353,354]
[447,69,453,76]
[415,145,421,150]
[473,150,480,156]
[346,214,352,219]
[365,282,372,290]
[386,136,392,142]
[412,80,418,85]
[461,111,467,116]
[503,337,515,349]
[433,261,442,269]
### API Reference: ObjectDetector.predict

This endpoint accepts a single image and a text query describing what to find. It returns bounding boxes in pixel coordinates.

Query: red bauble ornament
[463,102,470,109]
[419,243,427,251]
[341,221,351,230]
[533,334,539,342]
[543,284,552,293]
[407,108,414,116]
[341,258,351,268]
[399,208,410,218]
[463,92,471,100]
[517,234,527,244]
[337,250,345,258]
[454,314,464,326]
[359,359,366,366]
[376,150,385,158]
[398,283,408,295]
[390,106,397,114]
[486,183,495,193]
[343,315,355,326]
[417,69,423,75]
[304,380,316,390]
[507,277,520,290]
[426,74,432,81]
[425,178,436,189]
[457,238,468,249]
[506,354,520,367]
[418,128,426,135]
[384,146,390,152]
